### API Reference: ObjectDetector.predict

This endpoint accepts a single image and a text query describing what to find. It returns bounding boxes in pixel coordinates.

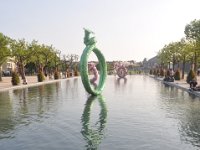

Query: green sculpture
[80,28,107,95]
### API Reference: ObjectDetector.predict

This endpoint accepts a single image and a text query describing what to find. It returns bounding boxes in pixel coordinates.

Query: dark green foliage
[186,69,196,83]
[174,69,181,80]
[185,19,200,41]
[160,69,164,77]
[37,71,45,82]
[54,71,59,80]
[11,71,20,85]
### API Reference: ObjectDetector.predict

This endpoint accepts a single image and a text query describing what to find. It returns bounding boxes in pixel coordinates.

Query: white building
[1,57,16,75]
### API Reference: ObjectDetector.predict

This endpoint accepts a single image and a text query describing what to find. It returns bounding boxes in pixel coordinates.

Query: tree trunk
[173,60,175,71]
[44,67,48,77]
[177,61,180,69]
[194,51,197,73]
[38,63,43,72]
[19,59,27,84]
[182,58,185,79]
[45,58,48,77]
[21,63,27,84]
[0,66,2,81]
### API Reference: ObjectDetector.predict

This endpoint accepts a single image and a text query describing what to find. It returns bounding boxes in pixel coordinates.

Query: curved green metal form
[80,28,107,95]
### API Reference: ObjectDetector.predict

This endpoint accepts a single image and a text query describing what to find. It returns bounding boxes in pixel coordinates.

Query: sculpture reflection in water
[114,77,127,92]
[116,77,127,85]
[81,95,107,149]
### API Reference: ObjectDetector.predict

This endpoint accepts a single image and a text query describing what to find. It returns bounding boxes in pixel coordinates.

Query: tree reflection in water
[81,95,107,150]
[0,92,14,139]
[0,83,59,139]
[179,102,200,148]
[159,84,200,148]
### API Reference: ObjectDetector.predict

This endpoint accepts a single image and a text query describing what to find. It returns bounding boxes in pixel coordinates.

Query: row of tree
[157,19,200,79]
[0,33,79,83]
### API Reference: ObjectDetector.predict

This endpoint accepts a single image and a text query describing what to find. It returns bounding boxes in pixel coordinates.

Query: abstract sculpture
[80,28,107,95]
[114,62,128,78]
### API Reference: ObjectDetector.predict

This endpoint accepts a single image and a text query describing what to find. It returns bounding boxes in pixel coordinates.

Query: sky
[0,0,200,62]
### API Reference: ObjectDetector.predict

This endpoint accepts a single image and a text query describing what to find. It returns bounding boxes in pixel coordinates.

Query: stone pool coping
[150,75,200,97]
[0,76,78,92]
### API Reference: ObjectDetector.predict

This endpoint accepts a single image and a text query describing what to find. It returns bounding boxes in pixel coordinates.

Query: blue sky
[1,0,200,61]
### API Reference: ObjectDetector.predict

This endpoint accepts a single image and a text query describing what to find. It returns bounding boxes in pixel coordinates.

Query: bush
[37,71,45,82]
[74,70,79,76]
[74,65,79,76]
[174,69,181,80]
[54,71,59,79]
[11,71,20,85]
[186,69,196,84]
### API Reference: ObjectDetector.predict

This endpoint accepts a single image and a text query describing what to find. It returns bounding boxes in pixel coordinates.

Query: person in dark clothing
[190,80,198,88]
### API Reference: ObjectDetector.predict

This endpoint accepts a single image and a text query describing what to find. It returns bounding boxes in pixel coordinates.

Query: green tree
[40,45,55,76]
[185,19,200,72]
[0,33,11,81]
[185,19,200,41]
[158,43,176,70]
[158,39,194,79]
[166,42,182,70]
[29,41,56,77]
[178,39,194,79]
[29,40,45,74]
[11,39,33,84]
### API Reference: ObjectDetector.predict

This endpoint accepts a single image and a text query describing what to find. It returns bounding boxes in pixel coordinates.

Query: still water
[0,75,200,150]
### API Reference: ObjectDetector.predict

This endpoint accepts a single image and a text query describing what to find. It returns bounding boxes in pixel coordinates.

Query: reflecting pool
[0,75,200,150]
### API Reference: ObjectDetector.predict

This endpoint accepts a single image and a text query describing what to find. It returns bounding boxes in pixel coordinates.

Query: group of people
[163,69,174,82]
[189,80,200,91]
[162,69,200,91]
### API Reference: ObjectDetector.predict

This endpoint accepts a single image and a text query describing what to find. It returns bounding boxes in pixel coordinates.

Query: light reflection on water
[0,75,200,149]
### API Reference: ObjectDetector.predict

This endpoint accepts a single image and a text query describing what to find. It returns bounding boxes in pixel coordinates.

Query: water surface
[0,75,200,150]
